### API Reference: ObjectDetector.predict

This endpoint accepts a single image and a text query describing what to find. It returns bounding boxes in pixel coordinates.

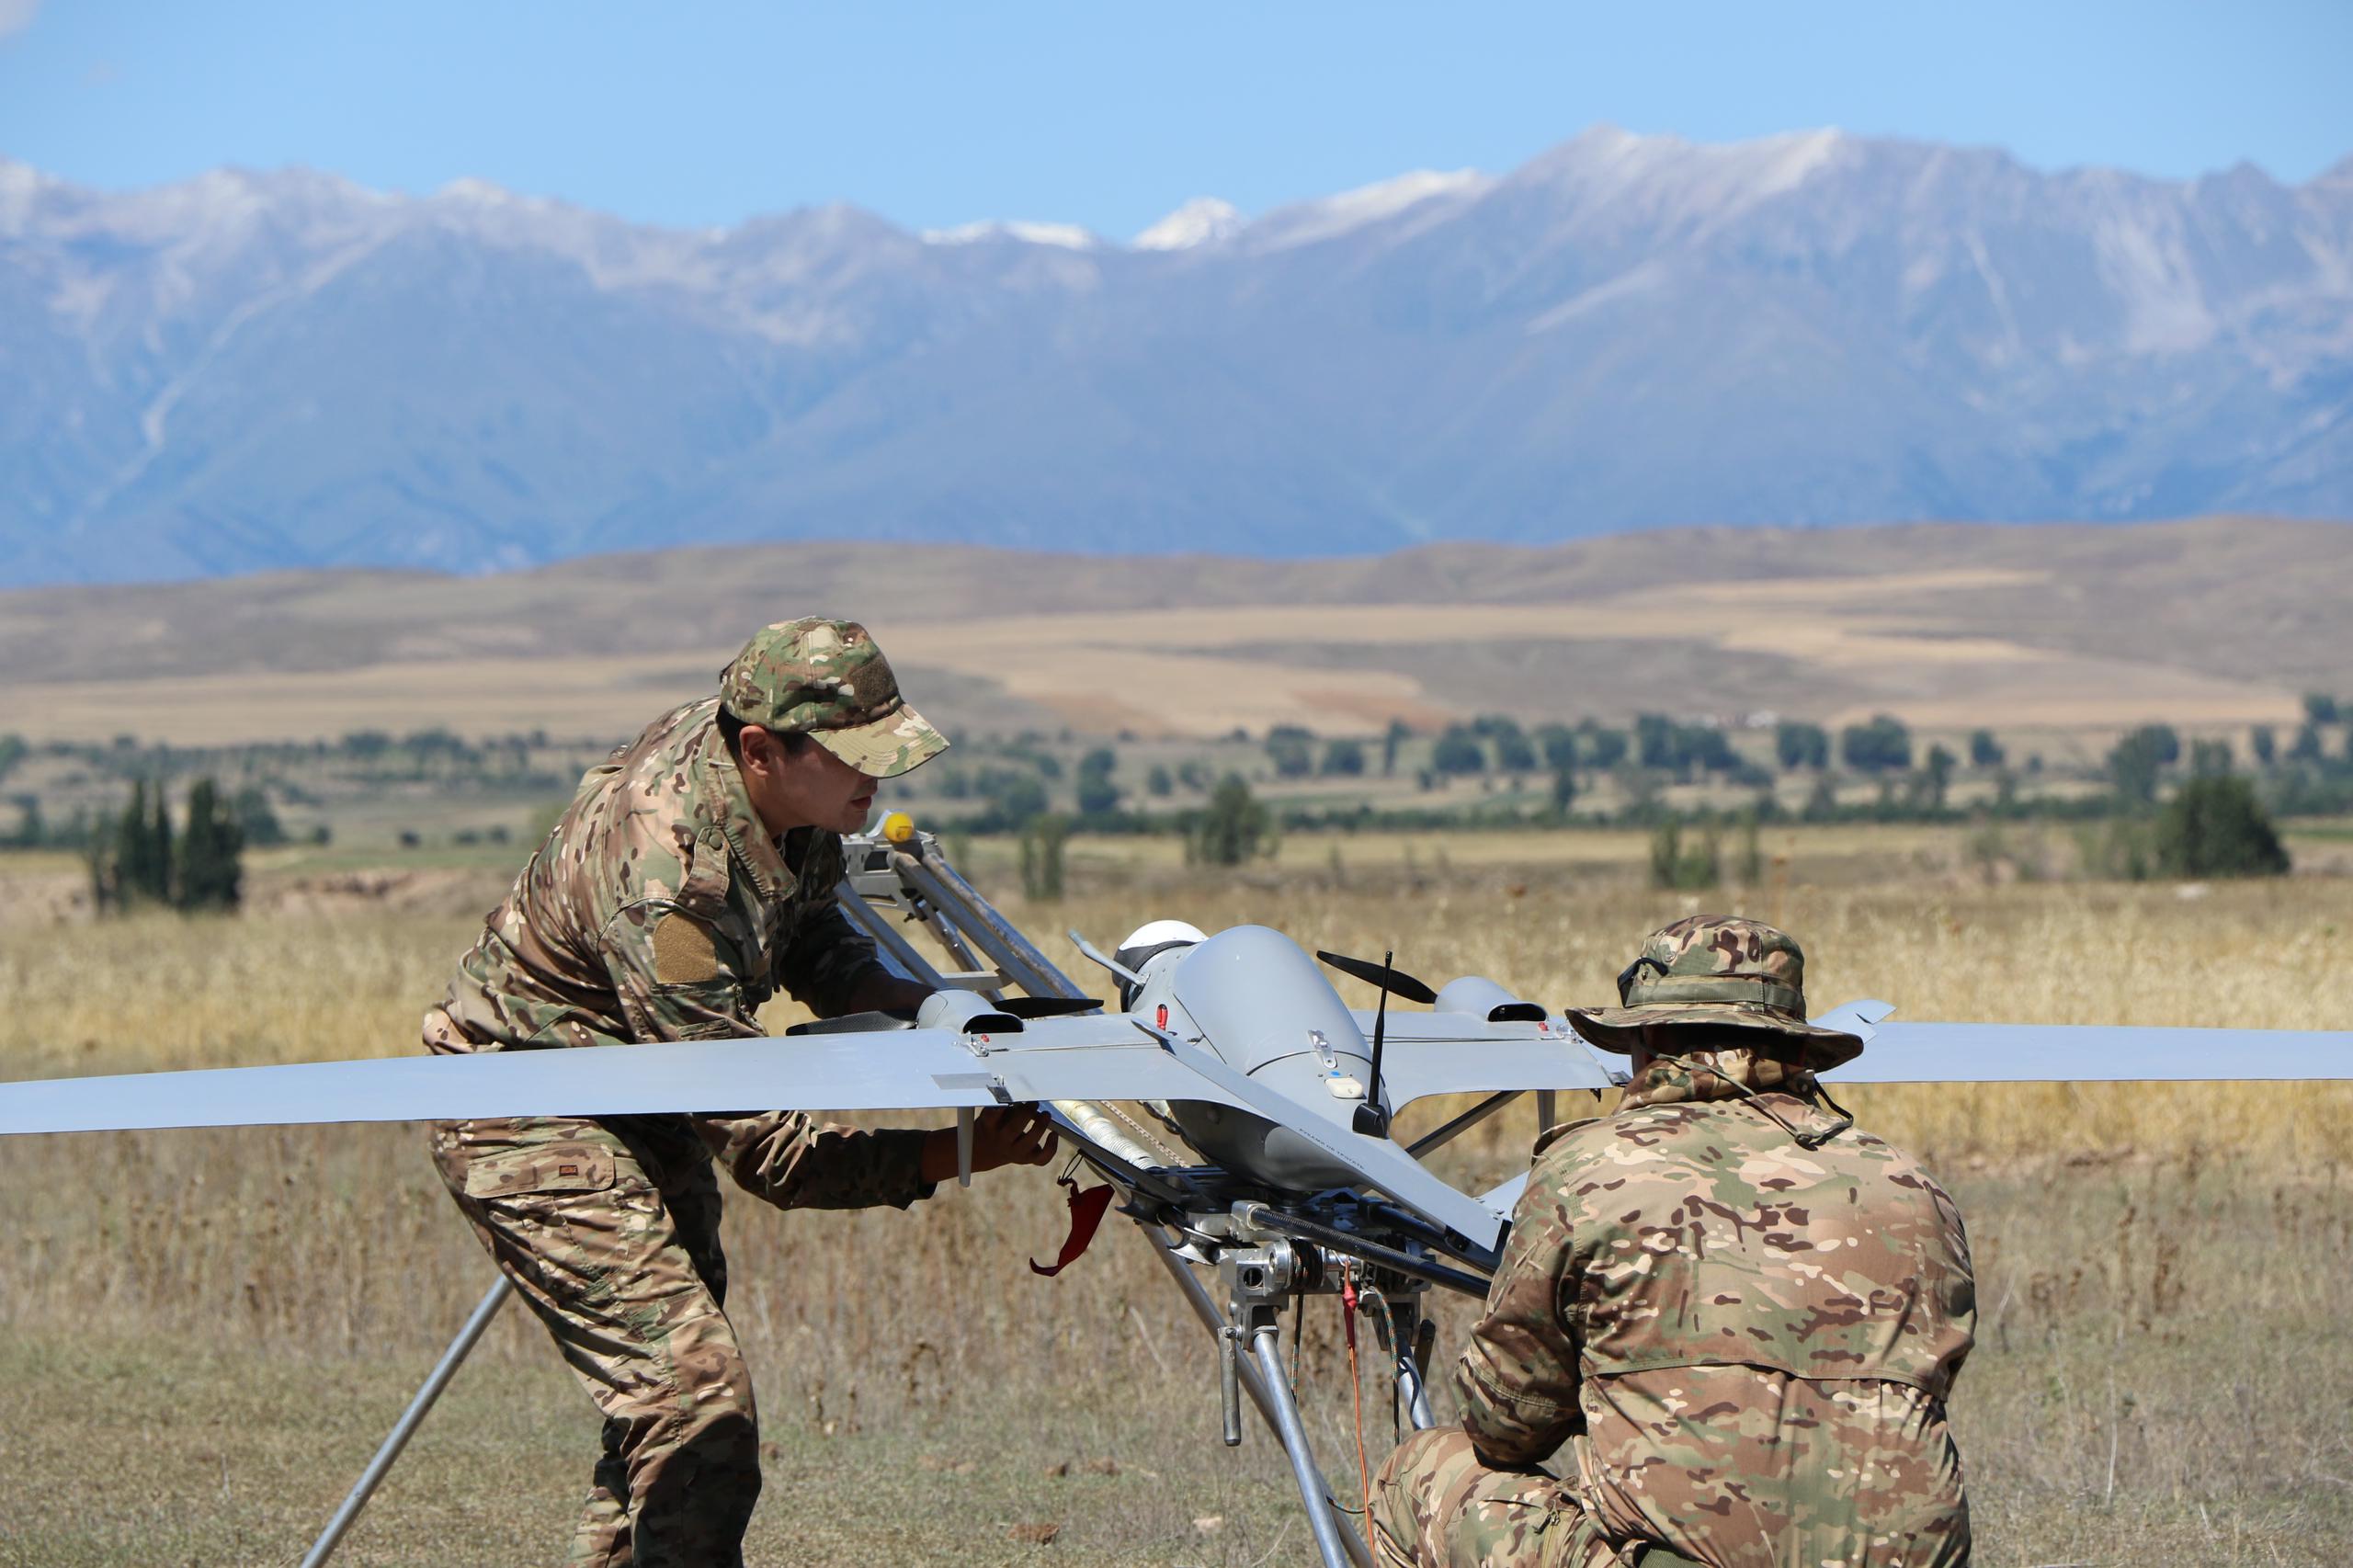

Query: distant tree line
[89,777,245,914]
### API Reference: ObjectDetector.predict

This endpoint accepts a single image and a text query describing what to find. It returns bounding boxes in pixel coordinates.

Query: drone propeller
[1313,949,1439,1006]
[994,995,1107,1019]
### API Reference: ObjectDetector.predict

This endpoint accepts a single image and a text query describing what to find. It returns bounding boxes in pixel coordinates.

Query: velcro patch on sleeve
[651,911,729,985]
[462,1144,618,1199]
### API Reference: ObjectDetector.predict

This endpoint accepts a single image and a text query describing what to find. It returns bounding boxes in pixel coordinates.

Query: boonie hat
[1564,915,1864,1069]
[719,618,948,779]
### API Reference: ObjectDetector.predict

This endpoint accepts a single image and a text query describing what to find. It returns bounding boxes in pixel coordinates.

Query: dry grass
[1,856,2348,1564]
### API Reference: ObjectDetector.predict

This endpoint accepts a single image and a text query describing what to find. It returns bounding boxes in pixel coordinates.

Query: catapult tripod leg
[1394,1346,1437,1431]
[300,1276,513,1568]
[1250,1324,1354,1568]
[1142,1232,1371,1568]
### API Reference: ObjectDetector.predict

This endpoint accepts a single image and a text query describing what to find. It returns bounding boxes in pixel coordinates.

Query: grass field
[1,846,2348,1565]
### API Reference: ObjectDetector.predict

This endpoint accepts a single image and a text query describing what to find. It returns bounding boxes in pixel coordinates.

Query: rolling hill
[0,517,2341,744]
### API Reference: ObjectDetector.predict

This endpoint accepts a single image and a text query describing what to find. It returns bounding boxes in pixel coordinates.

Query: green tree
[2250,726,2277,767]
[2304,692,2341,725]
[1967,729,2005,768]
[1493,729,1538,773]
[1430,727,1486,775]
[150,784,174,899]
[233,784,289,847]
[0,733,26,783]
[2153,776,2289,879]
[7,793,42,849]
[1775,721,1830,770]
[2109,725,2177,807]
[1915,744,1956,811]
[1688,726,1739,775]
[1074,748,1120,817]
[1319,737,1366,777]
[1381,720,1413,777]
[1801,775,1840,823]
[1580,726,1629,770]
[1548,767,1577,822]
[1839,715,1912,773]
[1535,724,1577,771]
[174,777,244,911]
[1264,725,1316,779]
[1635,713,1677,770]
[976,770,1049,831]
[1145,763,1174,798]
[2189,739,2234,778]
[1189,775,1273,867]
[97,779,170,910]
[115,780,168,904]
[1734,806,1764,885]
[1647,816,1721,891]
[2290,722,2325,764]
[1018,813,1070,900]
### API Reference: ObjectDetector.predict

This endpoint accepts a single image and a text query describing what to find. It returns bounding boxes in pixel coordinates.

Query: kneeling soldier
[1372,916,1975,1568]
[423,618,1055,1568]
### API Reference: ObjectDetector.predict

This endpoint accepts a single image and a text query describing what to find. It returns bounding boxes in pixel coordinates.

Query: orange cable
[1342,1265,1371,1521]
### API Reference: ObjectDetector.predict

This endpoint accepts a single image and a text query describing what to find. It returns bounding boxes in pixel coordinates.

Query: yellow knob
[880,811,915,844]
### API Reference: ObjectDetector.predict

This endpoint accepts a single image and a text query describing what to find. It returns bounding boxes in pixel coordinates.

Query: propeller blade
[995,995,1106,1019]
[1314,950,1439,1006]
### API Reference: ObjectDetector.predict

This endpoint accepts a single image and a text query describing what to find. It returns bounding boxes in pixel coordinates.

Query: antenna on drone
[1317,948,1438,1139]
[1359,951,1395,1137]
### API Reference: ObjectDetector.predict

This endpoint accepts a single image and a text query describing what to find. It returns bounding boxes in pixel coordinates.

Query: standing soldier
[423,617,1055,1568]
[1372,916,1975,1568]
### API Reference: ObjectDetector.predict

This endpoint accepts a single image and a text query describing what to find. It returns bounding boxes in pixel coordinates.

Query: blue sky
[3,1,2348,239]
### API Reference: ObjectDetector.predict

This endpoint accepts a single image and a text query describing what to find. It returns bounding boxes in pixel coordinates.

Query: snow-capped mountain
[3,127,2347,585]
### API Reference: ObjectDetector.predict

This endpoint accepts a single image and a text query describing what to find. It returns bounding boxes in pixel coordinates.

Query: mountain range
[4,127,2349,586]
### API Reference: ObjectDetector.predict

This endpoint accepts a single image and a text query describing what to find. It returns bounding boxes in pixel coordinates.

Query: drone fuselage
[1130,925,1385,1192]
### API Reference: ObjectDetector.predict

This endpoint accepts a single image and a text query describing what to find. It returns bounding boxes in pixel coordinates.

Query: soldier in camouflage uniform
[1371,916,1975,1568]
[424,618,1056,1568]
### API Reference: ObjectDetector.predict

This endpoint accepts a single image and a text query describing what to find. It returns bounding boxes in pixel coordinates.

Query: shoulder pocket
[462,1142,619,1199]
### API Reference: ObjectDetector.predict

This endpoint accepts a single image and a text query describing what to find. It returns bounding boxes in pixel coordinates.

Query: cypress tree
[151,783,174,905]
[113,779,170,905]
[175,777,244,912]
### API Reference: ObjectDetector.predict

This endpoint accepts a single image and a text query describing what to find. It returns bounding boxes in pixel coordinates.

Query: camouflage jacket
[1457,1051,1976,1564]
[424,697,930,1211]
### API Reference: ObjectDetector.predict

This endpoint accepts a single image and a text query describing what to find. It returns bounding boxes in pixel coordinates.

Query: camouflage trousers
[1370,1428,1637,1568]
[431,1115,760,1568]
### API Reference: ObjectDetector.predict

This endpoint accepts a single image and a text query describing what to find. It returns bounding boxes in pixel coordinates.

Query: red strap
[1029,1176,1115,1278]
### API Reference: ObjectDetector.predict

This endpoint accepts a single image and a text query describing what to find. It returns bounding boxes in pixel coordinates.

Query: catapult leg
[1143,1232,1372,1567]
[300,1276,512,1568]
[1394,1346,1437,1431]
[1251,1324,1355,1568]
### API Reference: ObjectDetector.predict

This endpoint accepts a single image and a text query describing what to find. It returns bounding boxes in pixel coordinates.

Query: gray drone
[2,828,2346,1568]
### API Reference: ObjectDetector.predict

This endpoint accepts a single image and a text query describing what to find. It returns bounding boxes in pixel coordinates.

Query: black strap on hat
[1616,953,1671,1004]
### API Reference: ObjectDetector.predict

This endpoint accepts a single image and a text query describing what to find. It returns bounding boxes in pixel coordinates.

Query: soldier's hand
[921,1106,1058,1184]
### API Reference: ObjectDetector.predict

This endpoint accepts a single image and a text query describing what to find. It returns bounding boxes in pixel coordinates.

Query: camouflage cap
[1564,915,1864,1068]
[718,618,948,779]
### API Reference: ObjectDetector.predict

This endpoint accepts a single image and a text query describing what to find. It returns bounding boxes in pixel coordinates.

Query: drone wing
[1831,1020,2353,1084]
[0,1016,1246,1137]
[1348,1011,1619,1106]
